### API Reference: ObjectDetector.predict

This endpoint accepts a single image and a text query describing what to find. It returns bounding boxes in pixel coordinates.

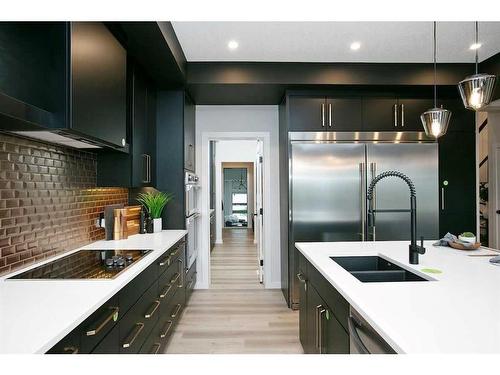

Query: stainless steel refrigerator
[287,132,438,308]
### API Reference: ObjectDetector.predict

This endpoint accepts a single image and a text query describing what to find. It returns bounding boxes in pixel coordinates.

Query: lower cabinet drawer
[185,260,197,303]
[80,295,120,353]
[119,261,158,315]
[91,323,120,354]
[47,330,81,354]
[119,281,159,354]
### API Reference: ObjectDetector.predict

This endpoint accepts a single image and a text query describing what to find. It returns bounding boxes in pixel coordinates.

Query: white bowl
[459,235,476,244]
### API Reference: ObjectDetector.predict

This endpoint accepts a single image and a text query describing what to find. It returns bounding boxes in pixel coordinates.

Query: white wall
[215,140,258,242]
[195,105,281,289]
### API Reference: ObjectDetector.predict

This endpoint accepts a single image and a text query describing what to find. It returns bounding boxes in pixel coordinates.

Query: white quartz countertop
[295,241,500,354]
[0,230,187,354]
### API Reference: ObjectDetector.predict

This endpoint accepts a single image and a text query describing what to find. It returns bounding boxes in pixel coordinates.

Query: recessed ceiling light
[228,40,239,50]
[350,42,361,51]
[469,42,482,50]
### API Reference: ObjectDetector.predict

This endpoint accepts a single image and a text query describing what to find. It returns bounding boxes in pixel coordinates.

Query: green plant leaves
[136,191,174,219]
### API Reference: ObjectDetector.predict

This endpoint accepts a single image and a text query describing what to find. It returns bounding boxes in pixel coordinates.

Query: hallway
[165,228,303,354]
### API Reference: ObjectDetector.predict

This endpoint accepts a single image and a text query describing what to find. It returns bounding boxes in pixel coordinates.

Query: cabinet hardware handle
[393,104,398,127]
[187,279,194,289]
[321,103,325,127]
[296,273,306,283]
[86,307,119,336]
[171,304,182,318]
[63,346,79,354]
[149,343,161,354]
[315,305,324,352]
[348,315,370,354]
[159,283,173,299]
[160,320,173,338]
[328,103,332,127]
[122,323,144,348]
[369,162,377,241]
[359,163,366,241]
[178,259,184,287]
[400,104,405,127]
[159,257,170,267]
[441,187,445,210]
[170,272,180,285]
[318,307,326,354]
[144,300,161,319]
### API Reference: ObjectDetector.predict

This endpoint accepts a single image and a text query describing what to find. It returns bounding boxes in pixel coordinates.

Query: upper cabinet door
[288,96,327,131]
[362,98,398,131]
[397,98,434,131]
[326,98,362,131]
[184,94,196,172]
[71,22,127,148]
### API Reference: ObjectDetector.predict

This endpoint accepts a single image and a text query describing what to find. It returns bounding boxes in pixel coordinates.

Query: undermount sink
[331,256,429,283]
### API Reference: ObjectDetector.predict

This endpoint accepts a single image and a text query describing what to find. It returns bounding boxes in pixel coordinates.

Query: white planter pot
[153,218,162,233]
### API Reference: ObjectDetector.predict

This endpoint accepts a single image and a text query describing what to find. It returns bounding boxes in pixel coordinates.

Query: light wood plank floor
[165,228,303,354]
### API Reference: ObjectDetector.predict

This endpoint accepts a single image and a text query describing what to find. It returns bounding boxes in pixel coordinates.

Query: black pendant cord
[475,21,479,74]
[433,21,437,108]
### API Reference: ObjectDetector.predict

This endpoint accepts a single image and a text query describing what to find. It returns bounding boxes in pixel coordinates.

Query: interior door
[366,143,439,241]
[255,150,264,283]
[290,142,365,306]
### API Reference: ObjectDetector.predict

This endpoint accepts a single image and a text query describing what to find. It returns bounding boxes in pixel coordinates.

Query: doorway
[222,163,254,229]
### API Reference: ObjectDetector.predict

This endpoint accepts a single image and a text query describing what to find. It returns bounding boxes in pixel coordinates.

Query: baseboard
[265,281,282,289]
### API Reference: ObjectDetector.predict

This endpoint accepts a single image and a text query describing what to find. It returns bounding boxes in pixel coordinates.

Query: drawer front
[185,260,196,303]
[119,280,159,354]
[80,295,120,353]
[158,258,182,299]
[90,323,120,354]
[139,320,164,354]
[307,260,349,332]
[120,261,158,315]
[47,329,81,354]
[157,240,185,277]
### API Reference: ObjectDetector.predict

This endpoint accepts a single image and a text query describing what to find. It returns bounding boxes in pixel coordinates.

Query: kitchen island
[0,230,188,354]
[296,241,500,353]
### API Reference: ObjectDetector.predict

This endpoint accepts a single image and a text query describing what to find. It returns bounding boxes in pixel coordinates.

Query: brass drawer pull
[178,259,184,287]
[63,346,79,354]
[170,273,180,285]
[86,307,119,336]
[159,256,171,267]
[170,304,181,318]
[159,247,180,266]
[187,279,194,289]
[160,320,173,338]
[159,283,173,299]
[122,323,144,348]
[149,343,161,354]
[144,300,160,319]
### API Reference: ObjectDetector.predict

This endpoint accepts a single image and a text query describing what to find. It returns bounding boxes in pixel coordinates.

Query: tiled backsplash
[0,133,128,276]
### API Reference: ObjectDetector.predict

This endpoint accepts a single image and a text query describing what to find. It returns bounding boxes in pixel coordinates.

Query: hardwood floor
[165,228,303,354]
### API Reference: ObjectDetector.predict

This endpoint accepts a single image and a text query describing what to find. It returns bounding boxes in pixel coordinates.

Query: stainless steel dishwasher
[348,307,396,354]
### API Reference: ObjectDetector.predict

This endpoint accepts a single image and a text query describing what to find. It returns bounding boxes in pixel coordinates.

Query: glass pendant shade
[458,73,497,110]
[420,108,451,138]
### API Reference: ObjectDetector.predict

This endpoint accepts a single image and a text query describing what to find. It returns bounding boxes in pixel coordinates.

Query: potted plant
[136,191,174,233]
[459,232,476,244]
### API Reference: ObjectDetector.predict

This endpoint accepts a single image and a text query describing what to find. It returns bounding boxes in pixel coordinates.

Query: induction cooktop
[8,249,152,280]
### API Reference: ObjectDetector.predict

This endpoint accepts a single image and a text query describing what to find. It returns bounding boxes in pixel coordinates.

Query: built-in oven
[348,307,396,354]
[186,212,200,269]
[185,171,200,217]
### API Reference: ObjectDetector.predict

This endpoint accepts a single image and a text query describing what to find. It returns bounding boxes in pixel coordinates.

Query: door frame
[197,131,273,289]
[221,162,254,229]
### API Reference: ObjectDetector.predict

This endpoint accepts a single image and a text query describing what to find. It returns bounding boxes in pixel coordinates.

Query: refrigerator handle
[370,162,377,241]
[359,163,366,241]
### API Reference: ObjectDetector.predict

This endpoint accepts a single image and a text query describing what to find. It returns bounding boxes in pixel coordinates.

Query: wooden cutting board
[113,205,142,240]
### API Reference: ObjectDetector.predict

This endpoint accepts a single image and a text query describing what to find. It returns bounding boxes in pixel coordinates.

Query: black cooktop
[8,249,152,280]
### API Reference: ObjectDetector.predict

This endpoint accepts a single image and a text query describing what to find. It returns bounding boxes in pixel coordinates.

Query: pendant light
[421,22,452,139]
[458,22,497,110]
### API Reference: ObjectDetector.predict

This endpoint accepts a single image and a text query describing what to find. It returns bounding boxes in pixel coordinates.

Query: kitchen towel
[433,232,476,249]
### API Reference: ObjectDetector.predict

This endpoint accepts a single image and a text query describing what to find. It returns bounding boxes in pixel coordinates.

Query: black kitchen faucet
[367,171,426,265]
